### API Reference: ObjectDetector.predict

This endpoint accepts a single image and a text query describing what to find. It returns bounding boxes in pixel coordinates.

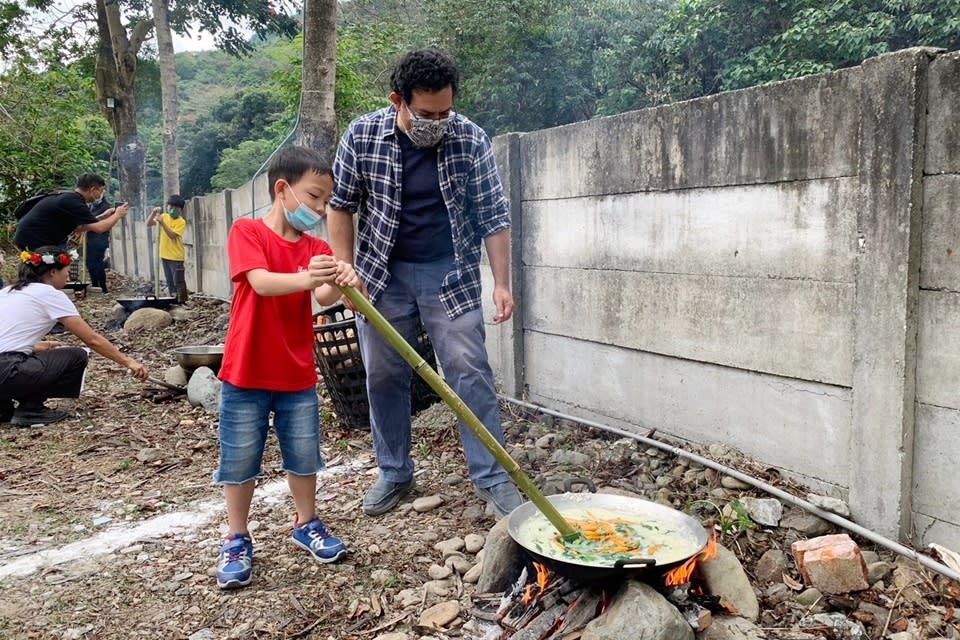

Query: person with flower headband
[0,246,149,426]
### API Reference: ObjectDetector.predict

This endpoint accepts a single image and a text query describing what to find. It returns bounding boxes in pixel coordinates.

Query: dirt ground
[0,273,958,640]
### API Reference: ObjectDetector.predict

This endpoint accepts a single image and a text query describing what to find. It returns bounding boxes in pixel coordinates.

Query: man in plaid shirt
[328,48,523,519]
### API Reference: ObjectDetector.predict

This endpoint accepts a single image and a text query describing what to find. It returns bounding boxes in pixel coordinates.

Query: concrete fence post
[223,189,233,296]
[505,133,525,398]
[194,199,204,294]
[850,48,934,539]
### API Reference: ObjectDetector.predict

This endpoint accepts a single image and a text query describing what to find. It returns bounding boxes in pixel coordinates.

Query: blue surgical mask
[283,189,322,232]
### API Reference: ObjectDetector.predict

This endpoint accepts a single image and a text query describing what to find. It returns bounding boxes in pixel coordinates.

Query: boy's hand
[333,261,361,289]
[307,254,339,286]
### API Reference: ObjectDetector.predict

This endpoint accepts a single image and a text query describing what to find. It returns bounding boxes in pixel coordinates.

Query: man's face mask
[282,187,322,232]
[403,103,452,148]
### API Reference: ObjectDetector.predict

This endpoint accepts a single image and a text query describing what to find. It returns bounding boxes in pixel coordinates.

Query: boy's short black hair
[167,194,186,209]
[267,146,333,200]
[76,173,106,189]
[390,48,459,105]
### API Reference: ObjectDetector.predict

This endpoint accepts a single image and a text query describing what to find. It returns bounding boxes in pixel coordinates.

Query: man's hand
[491,284,514,324]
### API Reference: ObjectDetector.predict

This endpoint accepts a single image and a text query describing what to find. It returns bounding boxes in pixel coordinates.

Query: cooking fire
[469,531,729,639]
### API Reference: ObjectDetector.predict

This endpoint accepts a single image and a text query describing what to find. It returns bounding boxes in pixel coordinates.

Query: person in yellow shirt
[147,195,187,297]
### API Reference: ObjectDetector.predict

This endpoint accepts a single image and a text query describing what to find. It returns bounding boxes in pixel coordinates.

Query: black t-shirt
[390,132,454,263]
[85,199,112,248]
[14,191,97,250]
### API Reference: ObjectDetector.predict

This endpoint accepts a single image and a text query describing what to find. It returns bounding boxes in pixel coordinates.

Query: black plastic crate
[313,303,440,429]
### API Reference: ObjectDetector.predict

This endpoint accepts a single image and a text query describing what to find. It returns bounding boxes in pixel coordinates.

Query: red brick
[791,534,869,594]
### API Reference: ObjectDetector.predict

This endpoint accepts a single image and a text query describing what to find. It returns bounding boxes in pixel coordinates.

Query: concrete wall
[485,47,957,549]
[914,51,960,550]
[112,48,960,550]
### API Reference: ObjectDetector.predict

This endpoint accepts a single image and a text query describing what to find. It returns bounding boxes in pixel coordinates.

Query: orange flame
[533,562,551,592]
[520,563,552,606]
[521,584,535,605]
[664,530,718,587]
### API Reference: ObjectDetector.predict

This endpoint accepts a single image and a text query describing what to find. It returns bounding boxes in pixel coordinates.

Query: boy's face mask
[282,187,322,232]
[167,208,181,219]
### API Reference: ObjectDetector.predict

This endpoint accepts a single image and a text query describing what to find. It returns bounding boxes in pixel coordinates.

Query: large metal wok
[116,294,177,313]
[507,491,709,583]
[339,284,710,572]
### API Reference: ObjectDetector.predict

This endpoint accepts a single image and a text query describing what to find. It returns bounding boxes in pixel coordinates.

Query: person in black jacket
[14,174,128,251]
[85,197,113,293]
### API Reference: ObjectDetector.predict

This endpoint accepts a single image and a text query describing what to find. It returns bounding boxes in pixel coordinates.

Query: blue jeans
[214,382,325,484]
[357,256,510,489]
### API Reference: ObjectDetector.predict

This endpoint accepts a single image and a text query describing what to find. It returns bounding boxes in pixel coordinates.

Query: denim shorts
[213,381,325,484]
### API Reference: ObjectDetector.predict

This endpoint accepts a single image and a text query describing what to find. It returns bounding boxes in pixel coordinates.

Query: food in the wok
[518,506,702,566]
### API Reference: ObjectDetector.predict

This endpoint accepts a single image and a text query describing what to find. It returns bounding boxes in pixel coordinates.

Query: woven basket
[313,304,440,428]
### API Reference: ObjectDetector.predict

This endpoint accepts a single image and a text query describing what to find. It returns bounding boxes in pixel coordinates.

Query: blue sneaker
[292,517,347,563]
[216,533,253,589]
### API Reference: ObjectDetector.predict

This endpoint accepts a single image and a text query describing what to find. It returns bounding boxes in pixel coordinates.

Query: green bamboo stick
[339,285,580,542]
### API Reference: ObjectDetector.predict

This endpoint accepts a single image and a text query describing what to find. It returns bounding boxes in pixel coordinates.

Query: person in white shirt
[0,246,149,426]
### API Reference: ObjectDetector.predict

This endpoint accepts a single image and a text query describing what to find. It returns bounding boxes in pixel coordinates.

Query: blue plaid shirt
[330,107,511,319]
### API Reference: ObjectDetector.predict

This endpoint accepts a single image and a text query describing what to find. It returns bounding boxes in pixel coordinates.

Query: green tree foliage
[211,138,276,190]
[178,88,287,196]
[644,0,960,104]
[196,22,417,193]
[0,61,111,221]
[426,0,670,135]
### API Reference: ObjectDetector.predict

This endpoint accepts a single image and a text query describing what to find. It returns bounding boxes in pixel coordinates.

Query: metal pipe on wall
[498,395,960,584]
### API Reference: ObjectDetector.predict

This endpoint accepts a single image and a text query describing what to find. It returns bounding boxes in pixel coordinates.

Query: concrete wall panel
[523,331,851,487]
[913,403,960,548]
[523,179,858,282]
[521,68,860,200]
[925,51,960,174]
[524,266,854,385]
[917,290,960,410]
[920,175,960,290]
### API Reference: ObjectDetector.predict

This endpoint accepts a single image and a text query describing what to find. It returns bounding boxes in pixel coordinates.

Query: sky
[171,29,218,53]
[41,1,237,54]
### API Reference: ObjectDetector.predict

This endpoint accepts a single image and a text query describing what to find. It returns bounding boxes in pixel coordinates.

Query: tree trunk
[94,0,153,277]
[152,0,180,201]
[298,0,338,161]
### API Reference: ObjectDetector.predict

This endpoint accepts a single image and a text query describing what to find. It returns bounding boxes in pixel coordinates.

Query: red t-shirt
[218,218,332,391]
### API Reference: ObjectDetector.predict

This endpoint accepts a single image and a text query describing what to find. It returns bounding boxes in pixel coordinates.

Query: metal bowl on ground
[170,345,225,374]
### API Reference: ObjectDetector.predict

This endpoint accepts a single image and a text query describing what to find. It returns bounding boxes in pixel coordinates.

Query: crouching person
[0,246,149,426]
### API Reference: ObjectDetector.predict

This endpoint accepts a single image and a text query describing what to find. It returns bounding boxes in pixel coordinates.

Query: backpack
[13,191,60,220]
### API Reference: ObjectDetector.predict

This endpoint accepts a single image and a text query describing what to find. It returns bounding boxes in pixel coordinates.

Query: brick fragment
[790,533,869,594]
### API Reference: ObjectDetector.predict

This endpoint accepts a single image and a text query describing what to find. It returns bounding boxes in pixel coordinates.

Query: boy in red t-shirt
[214,146,361,590]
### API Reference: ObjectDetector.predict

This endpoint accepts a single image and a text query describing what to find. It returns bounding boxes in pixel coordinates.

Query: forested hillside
[2,0,958,230]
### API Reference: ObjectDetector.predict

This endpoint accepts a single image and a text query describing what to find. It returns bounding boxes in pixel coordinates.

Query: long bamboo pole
[338,285,580,541]
[154,221,161,298]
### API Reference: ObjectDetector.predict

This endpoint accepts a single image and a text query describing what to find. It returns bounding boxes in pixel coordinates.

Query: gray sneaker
[363,477,416,515]
[475,481,524,518]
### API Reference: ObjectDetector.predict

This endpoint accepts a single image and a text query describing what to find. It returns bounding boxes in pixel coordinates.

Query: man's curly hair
[390,48,459,105]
